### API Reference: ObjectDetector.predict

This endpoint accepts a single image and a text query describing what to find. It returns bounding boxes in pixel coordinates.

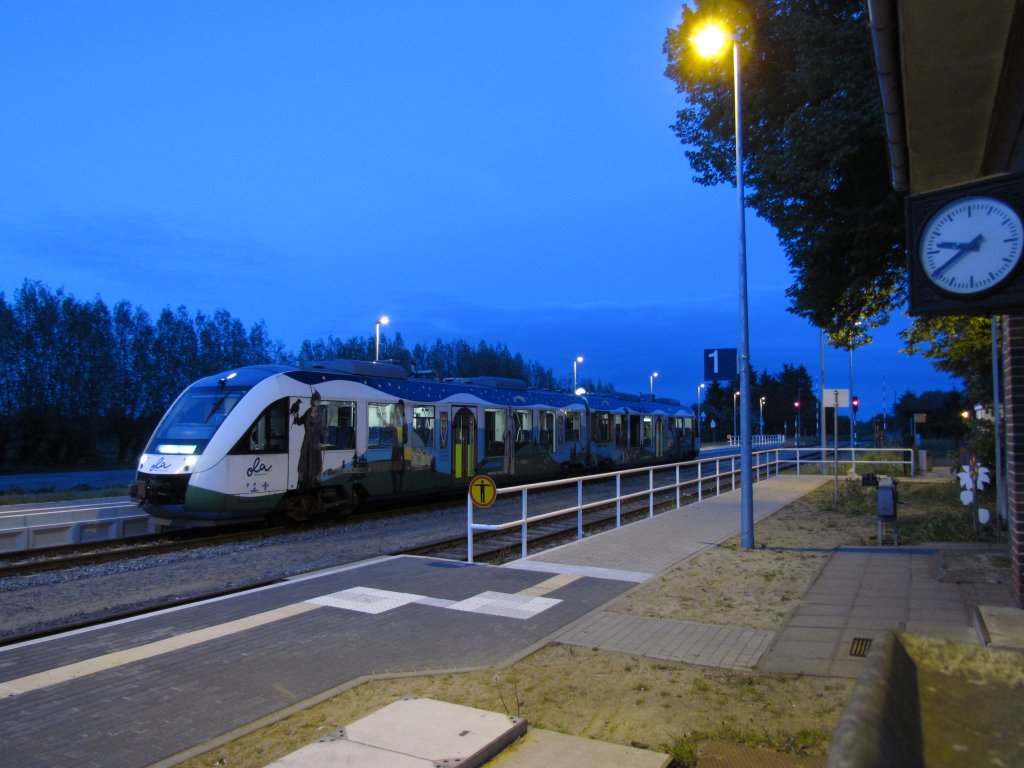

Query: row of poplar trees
[0,280,555,468]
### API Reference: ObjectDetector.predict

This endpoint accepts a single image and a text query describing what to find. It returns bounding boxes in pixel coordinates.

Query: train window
[615,415,627,447]
[565,411,581,443]
[323,400,356,450]
[539,410,555,450]
[412,405,434,448]
[368,401,405,448]
[484,409,507,457]
[148,385,250,454]
[231,398,289,454]
[642,416,653,448]
[515,410,534,445]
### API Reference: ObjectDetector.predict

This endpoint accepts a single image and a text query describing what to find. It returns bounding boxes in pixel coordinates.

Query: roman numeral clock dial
[920,196,1024,295]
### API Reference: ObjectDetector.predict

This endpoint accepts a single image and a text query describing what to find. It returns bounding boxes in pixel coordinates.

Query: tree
[895,389,969,442]
[152,306,200,415]
[12,281,62,462]
[663,0,904,348]
[900,316,993,404]
[109,301,156,462]
[0,293,17,461]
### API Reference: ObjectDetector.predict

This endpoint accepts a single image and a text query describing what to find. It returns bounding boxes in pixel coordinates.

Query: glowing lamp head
[692,24,731,59]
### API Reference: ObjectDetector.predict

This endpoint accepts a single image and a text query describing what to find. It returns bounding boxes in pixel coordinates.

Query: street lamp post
[849,345,856,473]
[733,390,740,446]
[375,315,389,363]
[694,23,753,547]
[794,399,801,447]
[650,371,659,398]
[697,382,706,443]
[573,356,584,393]
[759,396,765,436]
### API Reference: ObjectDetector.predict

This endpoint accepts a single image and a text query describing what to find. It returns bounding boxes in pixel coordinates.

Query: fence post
[467,493,474,563]
[616,473,622,527]
[577,479,584,539]
[731,455,736,491]
[521,488,529,559]
[698,460,703,501]
[675,464,681,509]
[796,444,801,475]
[648,468,655,517]
[715,458,721,496]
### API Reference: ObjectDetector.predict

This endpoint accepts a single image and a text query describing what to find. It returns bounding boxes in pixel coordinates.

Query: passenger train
[130,359,698,525]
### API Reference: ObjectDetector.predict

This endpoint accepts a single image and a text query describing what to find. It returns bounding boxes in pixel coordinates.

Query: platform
[0,474,1017,768]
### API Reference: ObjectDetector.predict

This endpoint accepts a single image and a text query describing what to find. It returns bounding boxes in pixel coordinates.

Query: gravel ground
[0,506,469,640]
[0,475,677,641]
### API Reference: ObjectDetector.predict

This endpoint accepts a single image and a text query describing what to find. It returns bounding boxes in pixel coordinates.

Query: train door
[451,406,476,480]
[629,415,641,451]
[655,417,664,457]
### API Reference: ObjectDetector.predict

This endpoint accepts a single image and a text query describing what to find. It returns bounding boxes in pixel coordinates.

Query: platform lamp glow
[650,371,659,398]
[573,356,584,393]
[693,21,754,547]
[375,315,389,363]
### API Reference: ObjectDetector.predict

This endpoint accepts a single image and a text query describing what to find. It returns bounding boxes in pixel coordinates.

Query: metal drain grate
[849,637,873,657]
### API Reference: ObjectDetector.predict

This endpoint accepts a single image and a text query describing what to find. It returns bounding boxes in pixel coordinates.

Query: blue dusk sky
[0,1,956,413]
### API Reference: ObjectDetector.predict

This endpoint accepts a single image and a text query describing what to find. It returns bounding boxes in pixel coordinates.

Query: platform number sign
[703,348,737,382]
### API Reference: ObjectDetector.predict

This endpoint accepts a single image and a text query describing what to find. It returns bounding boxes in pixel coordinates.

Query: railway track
[0,488,686,647]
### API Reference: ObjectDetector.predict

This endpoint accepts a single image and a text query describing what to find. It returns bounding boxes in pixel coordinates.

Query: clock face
[919,196,1024,295]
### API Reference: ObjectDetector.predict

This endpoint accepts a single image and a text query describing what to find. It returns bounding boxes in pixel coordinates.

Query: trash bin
[876,476,899,545]
[917,449,928,473]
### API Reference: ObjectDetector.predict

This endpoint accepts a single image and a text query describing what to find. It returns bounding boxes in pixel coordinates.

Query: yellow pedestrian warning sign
[469,474,498,508]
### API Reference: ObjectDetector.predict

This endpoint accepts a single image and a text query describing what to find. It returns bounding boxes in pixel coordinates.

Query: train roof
[280,359,578,409]
[584,391,692,417]
[187,361,693,417]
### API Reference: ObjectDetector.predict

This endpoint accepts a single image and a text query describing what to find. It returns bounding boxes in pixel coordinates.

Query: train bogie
[131,359,698,526]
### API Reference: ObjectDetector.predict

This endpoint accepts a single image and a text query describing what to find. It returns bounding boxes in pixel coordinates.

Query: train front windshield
[146,386,249,455]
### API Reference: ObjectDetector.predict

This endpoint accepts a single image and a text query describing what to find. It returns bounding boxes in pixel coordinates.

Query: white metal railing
[464,446,917,561]
[788,446,916,477]
[466,449,791,562]
[727,434,784,448]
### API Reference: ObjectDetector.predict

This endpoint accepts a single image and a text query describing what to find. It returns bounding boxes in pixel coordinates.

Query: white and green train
[130,359,698,525]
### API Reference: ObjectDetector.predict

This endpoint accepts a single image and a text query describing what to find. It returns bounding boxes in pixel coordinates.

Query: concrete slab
[268,698,527,768]
[340,698,526,766]
[486,728,671,767]
[268,738,433,767]
[978,605,1024,648]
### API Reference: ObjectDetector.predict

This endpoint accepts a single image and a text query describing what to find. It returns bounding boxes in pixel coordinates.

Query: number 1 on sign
[708,349,718,375]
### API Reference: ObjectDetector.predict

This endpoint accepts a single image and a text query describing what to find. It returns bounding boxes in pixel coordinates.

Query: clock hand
[931,233,984,279]
[936,241,975,249]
